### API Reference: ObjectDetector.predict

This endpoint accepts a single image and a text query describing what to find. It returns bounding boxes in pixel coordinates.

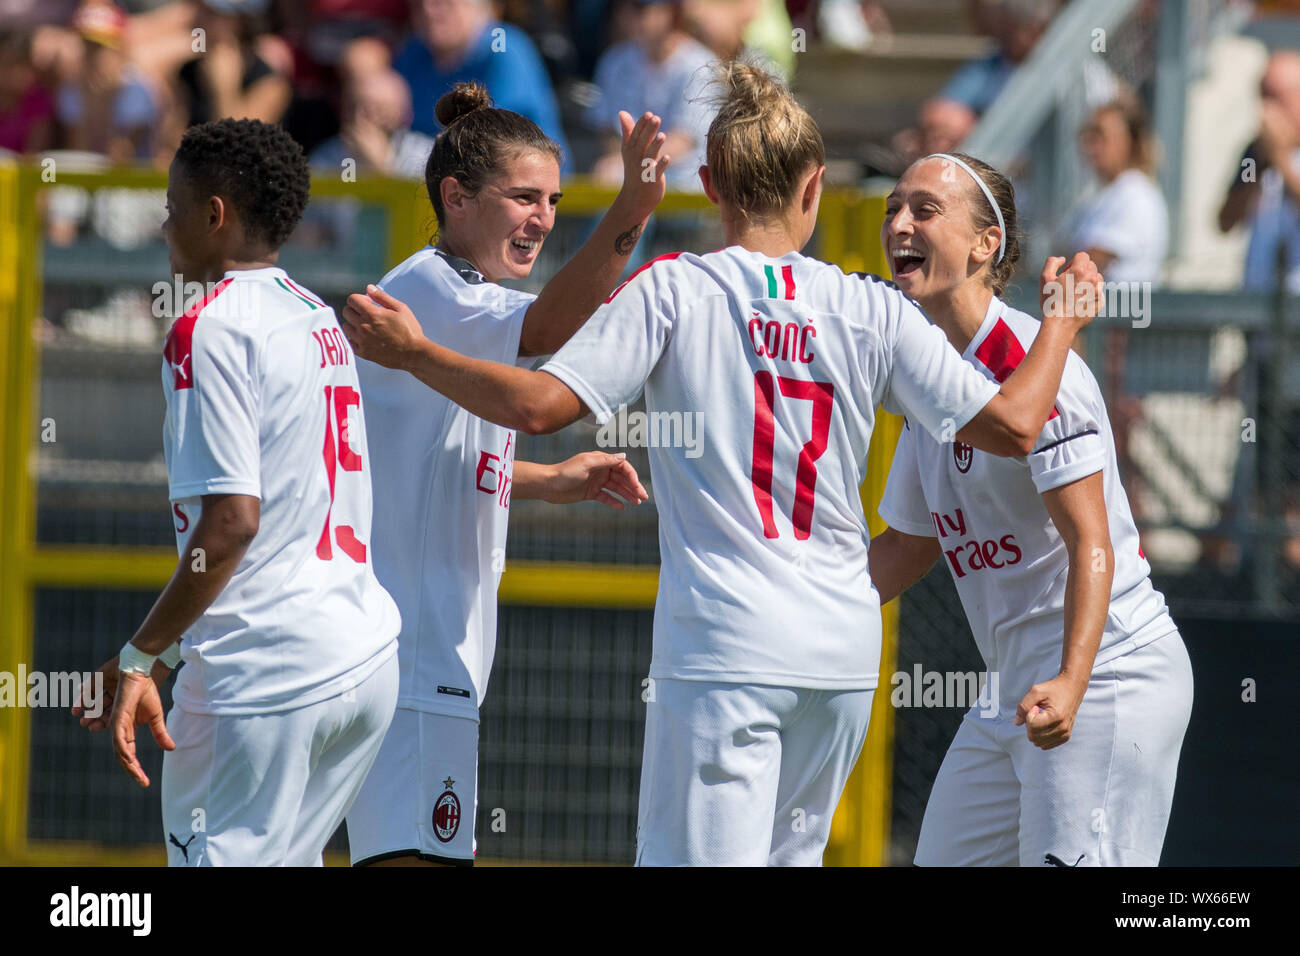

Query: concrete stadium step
[873,0,975,36]
[793,33,994,172]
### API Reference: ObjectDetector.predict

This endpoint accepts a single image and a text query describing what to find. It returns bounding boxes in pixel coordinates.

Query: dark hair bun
[435,82,494,127]
[422,80,562,241]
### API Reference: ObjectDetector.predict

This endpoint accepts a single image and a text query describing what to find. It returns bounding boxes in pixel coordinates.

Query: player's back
[546,246,997,690]
[162,267,400,716]
[648,250,898,686]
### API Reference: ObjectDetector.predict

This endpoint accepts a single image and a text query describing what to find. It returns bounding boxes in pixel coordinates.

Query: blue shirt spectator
[394,10,570,171]
[1242,146,1300,294]
[585,0,716,192]
[1220,53,1300,293]
[937,51,1016,116]
[938,0,1057,116]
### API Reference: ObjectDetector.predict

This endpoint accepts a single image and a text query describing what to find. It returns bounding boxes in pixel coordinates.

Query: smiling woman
[882,151,1021,301]
[336,61,1105,868]
[424,82,564,285]
[871,150,1192,868]
[339,80,667,868]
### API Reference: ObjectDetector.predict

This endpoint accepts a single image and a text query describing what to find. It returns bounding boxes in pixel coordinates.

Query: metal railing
[962,0,1243,269]
[1002,283,1300,619]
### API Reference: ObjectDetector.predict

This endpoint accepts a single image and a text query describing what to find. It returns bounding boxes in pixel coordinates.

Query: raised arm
[518,110,671,356]
[1218,176,1259,233]
[957,253,1103,456]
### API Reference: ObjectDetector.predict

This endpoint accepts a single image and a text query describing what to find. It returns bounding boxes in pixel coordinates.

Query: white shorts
[161,648,398,867]
[346,707,479,865]
[915,632,1194,867]
[635,678,873,866]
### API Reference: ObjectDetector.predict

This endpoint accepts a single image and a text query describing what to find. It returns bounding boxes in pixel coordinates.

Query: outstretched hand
[546,451,649,509]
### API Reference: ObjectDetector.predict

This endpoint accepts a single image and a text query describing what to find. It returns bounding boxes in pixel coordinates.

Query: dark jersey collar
[433,246,484,285]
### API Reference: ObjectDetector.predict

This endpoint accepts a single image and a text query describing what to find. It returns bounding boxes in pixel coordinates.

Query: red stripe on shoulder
[163,277,234,391]
[972,318,1025,383]
[973,317,1058,419]
[604,251,684,303]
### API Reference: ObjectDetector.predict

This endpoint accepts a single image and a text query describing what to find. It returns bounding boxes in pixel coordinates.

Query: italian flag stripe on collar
[764,264,795,300]
[275,276,323,310]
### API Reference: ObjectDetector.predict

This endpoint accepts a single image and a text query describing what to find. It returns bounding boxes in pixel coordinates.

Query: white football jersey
[358,246,534,720]
[162,267,400,716]
[877,296,1178,692]
[542,247,1002,689]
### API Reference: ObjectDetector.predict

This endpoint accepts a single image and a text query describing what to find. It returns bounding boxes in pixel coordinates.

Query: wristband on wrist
[118,641,158,676]
[158,642,182,670]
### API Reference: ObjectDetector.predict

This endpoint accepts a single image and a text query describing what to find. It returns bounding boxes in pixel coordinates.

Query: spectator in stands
[1220,49,1300,293]
[892,0,1059,169]
[310,67,433,177]
[176,0,292,129]
[587,0,714,190]
[687,0,793,81]
[55,0,158,162]
[394,0,571,167]
[1063,94,1168,285]
[0,29,55,154]
[1219,51,1300,583]
[892,97,980,167]
[273,0,410,155]
[303,67,432,248]
[941,0,1058,115]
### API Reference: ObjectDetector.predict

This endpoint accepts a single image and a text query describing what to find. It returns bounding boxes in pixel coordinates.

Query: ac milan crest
[432,778,461,843]
[953,441,973,474]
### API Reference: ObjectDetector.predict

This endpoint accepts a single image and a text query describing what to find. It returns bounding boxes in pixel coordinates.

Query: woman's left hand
[545,451,648,509]
[615,110,671,220]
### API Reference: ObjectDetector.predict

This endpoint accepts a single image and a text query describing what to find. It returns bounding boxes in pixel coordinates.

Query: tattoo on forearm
[614,223,643,255]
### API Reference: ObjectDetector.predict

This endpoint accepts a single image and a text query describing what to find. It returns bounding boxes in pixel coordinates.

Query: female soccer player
[343,82,659,867]
[77,118,402,866]
[870,152,1193,866]
[342,62,1102,866]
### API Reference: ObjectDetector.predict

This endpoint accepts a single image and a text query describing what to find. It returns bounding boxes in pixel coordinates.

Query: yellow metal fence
[0,161,897,866]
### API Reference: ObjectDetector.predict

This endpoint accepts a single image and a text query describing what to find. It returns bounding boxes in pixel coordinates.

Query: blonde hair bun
[705,57,826,219]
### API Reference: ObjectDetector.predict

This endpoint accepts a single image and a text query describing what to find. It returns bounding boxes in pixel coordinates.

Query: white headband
[925,153,1005,264]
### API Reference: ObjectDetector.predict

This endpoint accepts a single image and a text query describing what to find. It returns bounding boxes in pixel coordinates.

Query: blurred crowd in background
[5,0,1300,597]
[0,0,882,182]
[0,0,1296,294]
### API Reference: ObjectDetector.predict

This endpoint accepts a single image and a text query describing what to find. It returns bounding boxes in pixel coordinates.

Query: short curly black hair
[173,118,310,248]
